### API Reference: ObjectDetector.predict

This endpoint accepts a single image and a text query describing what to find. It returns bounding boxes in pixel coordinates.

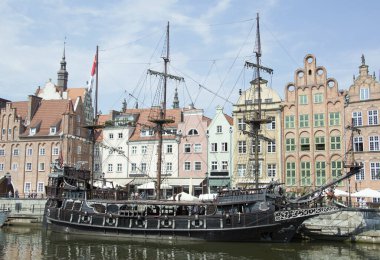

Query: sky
[1,0,380,118]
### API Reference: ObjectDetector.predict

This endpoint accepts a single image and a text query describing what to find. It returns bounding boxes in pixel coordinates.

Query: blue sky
[1,0,379,117]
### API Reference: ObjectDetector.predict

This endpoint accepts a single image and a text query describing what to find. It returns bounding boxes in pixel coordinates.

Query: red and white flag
[87,54,97,91]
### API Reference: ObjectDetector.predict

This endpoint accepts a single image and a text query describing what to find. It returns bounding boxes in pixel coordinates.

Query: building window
[141,145,147,154]
[26,163,32,171]
[369,136,380,151]
[299,114,309,128]
[352,112,363,126]
[316,161,326,186]
[331,161,342,181]
[131,163,137,172]
[370,162,380,180]
[211,161,218,171]
[221,142,228,152]
[39,148,46,156]
[12,163,18,171]
[0,149,4,156]
[286,138,295,152]
[238,141,247,154]
[194,144,202,153]
[39,162,45,171]
[267,141,276,153]
[141,163,147,173]
[267,164,276,178]
[108,164,113,172]
[330,136,341,150]
[25,182,31,194]
[315,136,325,151]
[131,146,137,154]
[299,95,308,105]
[184,144,191,153]
[27,148,33,156]
[314,113,324,127]
[95,164,100,172]
[222,161,228,170]
[251,141,261,153]
[188,129,198,136]
[13,148,19,156]
[109,133,114,139]
[117,163,122,172]
[184,162,191,171]
[314,93,323,103]
[52,147,59,155]
[141,129,154,137]
[194,162,202,171]
[285,115,295,129]
[356,166,365,181]
[238,118,246,131]
[50,127,56,135]
[360,88,369,100]
[76,128,81,137]
[329,112,340,126]
[368,110,378,125]
[77,146,81,155]
[300,137,310,151]
[300,161,311,186]
[216,125,222,133]
[166,162,172,172]
[37,182,44,193]
[1,128,5,135]
[211,143,218,152]
[237,164,246,177]
[286,162,296,186]
[354,136,363,152]
[166,144,173,153]
[29,128,36,135]
[0,164,3,171]
[267,117,275,130]
[118,133,123,139]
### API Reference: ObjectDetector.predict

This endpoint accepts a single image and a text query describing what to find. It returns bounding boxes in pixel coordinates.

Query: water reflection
[0,227,379,260]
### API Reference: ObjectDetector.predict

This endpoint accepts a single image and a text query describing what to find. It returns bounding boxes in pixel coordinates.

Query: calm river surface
[0,226,379,260]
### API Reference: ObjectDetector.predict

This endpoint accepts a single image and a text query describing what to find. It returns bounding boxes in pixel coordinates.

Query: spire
[361,54,365,65]
[57,39,69,92]
[173,87,179,108]
[122,98,127,112]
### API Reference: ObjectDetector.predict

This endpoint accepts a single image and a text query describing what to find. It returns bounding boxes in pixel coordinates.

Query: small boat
[44,14,362,242]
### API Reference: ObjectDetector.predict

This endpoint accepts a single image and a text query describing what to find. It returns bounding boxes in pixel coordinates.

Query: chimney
[27,95,42,121]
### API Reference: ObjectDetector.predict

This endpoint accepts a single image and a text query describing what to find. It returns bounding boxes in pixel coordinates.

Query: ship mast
[244,13,273,189]
[148,22,183,200]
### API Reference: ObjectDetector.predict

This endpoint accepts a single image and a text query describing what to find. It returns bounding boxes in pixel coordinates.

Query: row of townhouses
[0,52,379,201]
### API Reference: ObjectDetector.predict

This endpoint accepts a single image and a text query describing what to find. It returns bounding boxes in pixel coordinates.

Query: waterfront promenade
[0,198,46,225]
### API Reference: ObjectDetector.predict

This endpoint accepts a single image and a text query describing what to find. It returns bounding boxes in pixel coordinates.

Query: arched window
[188,129,198,136]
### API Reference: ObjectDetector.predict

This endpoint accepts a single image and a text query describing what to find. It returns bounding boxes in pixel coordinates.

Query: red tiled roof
[67,88,87,101]
[11,101,28,119]
[20,99,72,137]
[224,113,233,125]
[128,108,182,141]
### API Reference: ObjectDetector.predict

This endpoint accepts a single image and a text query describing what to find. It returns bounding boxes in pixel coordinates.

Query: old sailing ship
[44,16,361,242]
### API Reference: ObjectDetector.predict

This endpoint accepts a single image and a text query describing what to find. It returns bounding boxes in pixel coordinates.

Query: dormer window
[50,127,56,135]
[29,128,36,136]
[141,129,154,137]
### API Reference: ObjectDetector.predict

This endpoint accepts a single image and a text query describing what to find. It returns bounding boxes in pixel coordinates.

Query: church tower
[57,43,69,92]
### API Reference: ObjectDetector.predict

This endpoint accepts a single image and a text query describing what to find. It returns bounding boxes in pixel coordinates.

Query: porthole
[327,80,335,88]
[288,85,295,92]
[298,71,304,78]
[317,69,324,76]
[307,57,313,63]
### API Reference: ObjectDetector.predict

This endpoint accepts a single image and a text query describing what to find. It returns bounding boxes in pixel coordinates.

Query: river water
[0,226,379,260]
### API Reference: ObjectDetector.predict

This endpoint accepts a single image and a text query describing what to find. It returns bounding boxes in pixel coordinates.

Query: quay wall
[0,198,46,225]
[301,208,380,243]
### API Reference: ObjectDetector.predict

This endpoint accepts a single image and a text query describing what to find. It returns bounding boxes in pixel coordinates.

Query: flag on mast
[87,54,97,91]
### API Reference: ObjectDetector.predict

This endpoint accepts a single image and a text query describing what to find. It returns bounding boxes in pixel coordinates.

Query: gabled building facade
[207,106,233,192]
[282,54,346,194]
[232,79,282,188]
[345,56,380,198]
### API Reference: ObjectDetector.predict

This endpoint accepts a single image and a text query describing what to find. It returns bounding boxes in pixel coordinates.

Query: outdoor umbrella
[351,188,380,198]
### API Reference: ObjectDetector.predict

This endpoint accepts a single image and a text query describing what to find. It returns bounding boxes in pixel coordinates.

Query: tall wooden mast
[244,13,273,189]
[148,22,183,200]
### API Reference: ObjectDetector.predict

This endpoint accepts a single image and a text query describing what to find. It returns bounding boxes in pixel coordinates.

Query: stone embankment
[301,208,380,243]
[0,198,46,225]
